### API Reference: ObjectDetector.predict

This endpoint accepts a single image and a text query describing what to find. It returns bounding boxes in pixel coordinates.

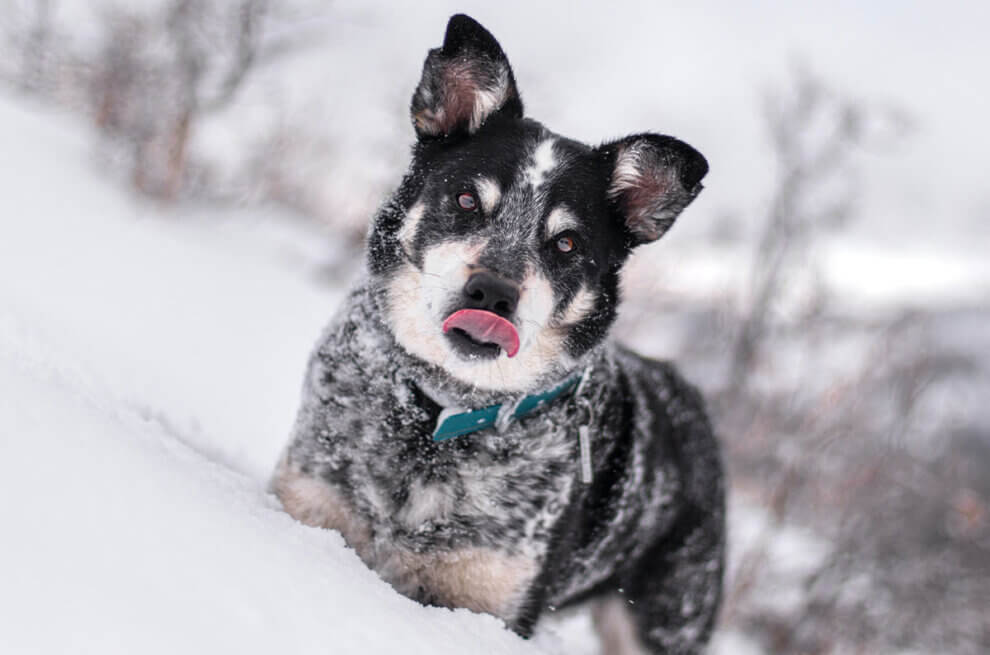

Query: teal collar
[432,374,582,442]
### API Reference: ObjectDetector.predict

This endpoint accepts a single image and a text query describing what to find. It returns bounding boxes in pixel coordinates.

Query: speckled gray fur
[274,14,724,655]
[280,280,724,653]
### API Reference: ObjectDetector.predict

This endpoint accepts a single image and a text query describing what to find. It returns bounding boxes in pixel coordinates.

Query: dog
[272,14,725,655]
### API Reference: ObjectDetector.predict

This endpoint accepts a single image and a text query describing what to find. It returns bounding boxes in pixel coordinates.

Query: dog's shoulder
[288,281,429,456]
[612,343,709,426]
[302,281,397,394]
[611,343,724,507]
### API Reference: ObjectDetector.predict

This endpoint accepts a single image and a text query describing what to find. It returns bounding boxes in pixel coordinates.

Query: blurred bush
[652,68,989,655]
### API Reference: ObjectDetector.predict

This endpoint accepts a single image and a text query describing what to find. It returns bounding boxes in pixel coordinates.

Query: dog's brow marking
[397,201,426,247]
[476,177,501,214]
[546,206,578,235]
[526,139,557,190]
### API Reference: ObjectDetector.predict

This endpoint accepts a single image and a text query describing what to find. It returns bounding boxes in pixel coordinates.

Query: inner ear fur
[600,134,708,245]
[410,14,523,139]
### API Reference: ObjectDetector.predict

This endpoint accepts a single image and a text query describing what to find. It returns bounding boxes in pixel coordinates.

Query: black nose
[463,271,519,318]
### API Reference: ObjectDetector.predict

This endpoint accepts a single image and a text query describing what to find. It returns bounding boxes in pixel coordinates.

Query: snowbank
[0,98,555,654]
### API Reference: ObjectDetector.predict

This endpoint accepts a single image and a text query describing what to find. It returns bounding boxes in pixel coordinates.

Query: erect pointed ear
[599,134,708,245]
[410,14,523,139]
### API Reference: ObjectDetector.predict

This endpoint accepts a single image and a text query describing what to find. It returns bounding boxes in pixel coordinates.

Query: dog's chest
[320,403,580,621]
[356,404,580,555]
[295,306,582,554]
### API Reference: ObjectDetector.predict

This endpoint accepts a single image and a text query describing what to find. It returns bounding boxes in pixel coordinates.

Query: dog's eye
[556,236,576,253]
[456,192,478,212]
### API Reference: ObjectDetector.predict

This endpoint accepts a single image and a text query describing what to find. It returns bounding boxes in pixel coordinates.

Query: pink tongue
[442,309,520,358]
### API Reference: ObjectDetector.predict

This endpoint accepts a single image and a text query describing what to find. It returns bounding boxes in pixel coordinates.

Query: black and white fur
[273,15,724,655]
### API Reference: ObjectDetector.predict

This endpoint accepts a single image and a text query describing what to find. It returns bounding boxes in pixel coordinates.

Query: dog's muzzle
[442,271,521,358]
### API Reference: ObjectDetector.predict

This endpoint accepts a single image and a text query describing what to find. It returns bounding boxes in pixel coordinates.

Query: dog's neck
[414,369,582,413]
[398,344,598,412]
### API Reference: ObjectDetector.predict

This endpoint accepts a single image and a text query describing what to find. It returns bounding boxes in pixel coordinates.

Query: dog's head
[368,15,707,393]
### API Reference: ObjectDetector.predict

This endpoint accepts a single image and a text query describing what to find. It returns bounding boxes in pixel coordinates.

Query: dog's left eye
[556,235,576,253]
[456,192,478,212]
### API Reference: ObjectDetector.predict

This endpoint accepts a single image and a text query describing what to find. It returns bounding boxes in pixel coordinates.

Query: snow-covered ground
[0,98,569,654]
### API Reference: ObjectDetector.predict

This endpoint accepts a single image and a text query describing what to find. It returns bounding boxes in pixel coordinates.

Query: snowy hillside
[0,98,571,655]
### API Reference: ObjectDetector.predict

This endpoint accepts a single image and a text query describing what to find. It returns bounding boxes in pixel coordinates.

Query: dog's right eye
[456,192,478,212]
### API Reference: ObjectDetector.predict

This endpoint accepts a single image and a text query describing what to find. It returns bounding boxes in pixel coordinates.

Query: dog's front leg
[374,546,541,626]
[270,452,375,563]
[615,488,725,654]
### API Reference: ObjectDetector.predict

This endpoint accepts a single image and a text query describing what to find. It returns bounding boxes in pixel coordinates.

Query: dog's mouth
[442,309,520,360]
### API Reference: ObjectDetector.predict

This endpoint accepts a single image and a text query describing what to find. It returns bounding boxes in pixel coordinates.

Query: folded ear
[411,14,523,139]
[600,134,708,245]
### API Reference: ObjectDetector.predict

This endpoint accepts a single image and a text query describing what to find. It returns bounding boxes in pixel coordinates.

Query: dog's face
[368,15,707,393]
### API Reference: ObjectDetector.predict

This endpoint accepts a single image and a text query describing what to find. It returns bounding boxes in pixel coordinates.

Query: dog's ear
[411,14,523,139]
[599,134,708,245]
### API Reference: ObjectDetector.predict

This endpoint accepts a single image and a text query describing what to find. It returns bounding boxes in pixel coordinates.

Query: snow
[0,98,555,654]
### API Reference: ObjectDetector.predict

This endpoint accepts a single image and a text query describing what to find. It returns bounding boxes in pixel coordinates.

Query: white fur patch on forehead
[475,177,501,214]
[525,138,558,190]
[397,201,426,248]
[546,205,578,236]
